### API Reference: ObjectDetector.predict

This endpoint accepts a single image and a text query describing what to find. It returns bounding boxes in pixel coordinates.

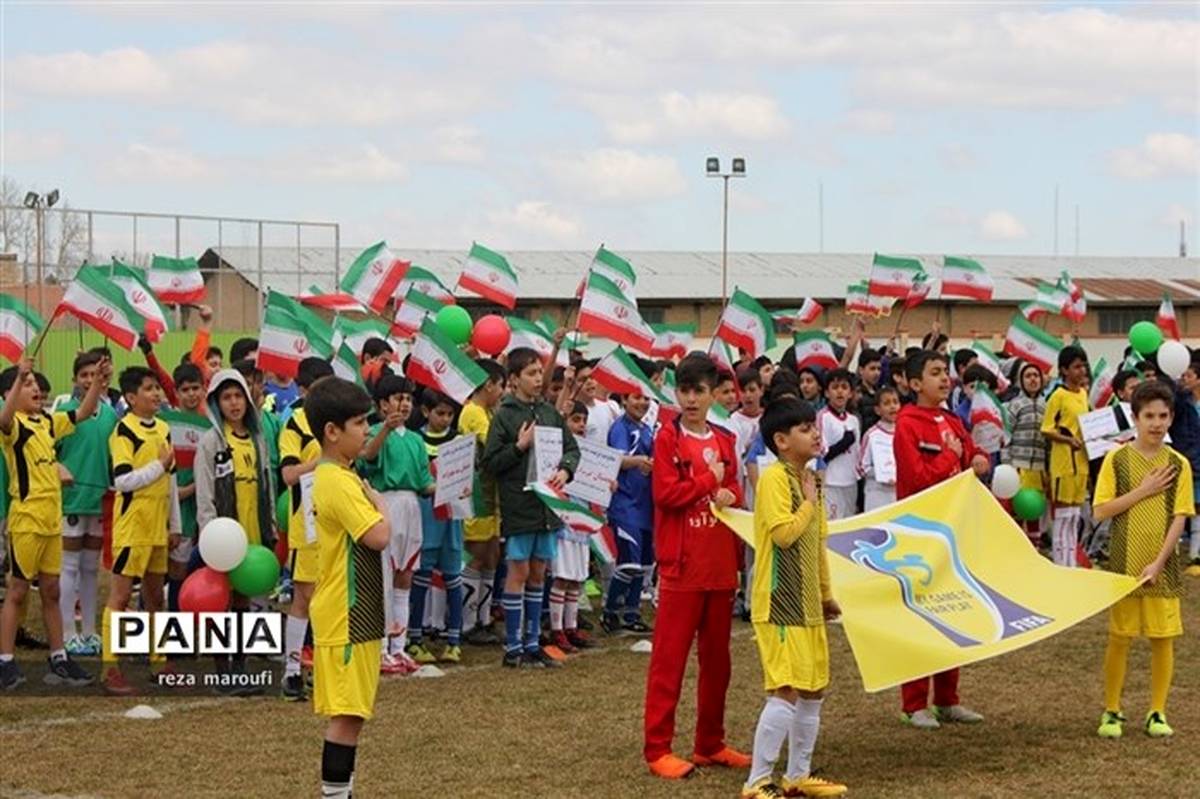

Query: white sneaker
[903,708,941,729]
[935,704,985,724]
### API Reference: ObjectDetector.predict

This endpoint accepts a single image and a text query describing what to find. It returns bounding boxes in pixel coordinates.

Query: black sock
[322,741,355,797]
[166,578,181,613]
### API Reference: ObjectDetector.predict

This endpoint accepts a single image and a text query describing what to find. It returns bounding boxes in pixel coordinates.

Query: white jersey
[729,410,761,462]
[818,407,861,488]
[585,399,620,445]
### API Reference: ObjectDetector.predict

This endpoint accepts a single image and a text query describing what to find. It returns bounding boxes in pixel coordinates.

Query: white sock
[1052,507,1080,566]
[59,549,81,638]
[746,696,795,787]
[549,588,565,632]
[785,697,824,782]
[1189,517,1200,560]
[79,548,100,638]
[285,614,307,677]
[478,571,495,626]
[391,589,410,654]
[461,567,481,633]
[564,588,579,631]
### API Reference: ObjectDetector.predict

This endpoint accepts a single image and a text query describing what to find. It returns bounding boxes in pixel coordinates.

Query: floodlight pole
[706,157,746,307]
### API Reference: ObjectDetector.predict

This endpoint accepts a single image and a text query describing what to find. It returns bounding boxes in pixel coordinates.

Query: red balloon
[179,567,232,613]
[471,314,511,355]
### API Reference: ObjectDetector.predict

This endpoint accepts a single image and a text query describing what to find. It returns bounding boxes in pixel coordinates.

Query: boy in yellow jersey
[1092,380,1193,739]
[458,358,505,644]
[743,397,846,799]
[307,377,391,799]
[0,357,109,691]
[278,357,335,700]
[1041,345,1091,566]
[100,367,181,695]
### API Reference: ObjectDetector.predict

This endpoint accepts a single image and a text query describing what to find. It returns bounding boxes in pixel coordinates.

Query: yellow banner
[716,472,1140,692]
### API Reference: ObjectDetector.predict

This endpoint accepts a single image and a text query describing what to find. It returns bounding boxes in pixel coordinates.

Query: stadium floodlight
[23,192,39,208]
[731,158,746,175]
[706,157,720,175]
[46,189,60,208]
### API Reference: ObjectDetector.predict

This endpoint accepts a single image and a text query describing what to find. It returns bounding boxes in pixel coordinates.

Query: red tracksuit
[643,418,744,763]
[893,403,981,713]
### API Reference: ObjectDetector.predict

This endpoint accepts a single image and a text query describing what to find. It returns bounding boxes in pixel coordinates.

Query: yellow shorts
[7,531,62,579]
[112,545,168,578]
[1018,469,1046,493]
[463,515,499,543]
[1109,596,1182,639]
[1050,472,1088,506]
[290,546,319,584]
[753,622,829,692]
[313,640,382,720]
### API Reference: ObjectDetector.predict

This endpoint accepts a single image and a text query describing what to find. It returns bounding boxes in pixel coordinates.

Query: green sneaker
[406,643,437,665]
[440,645,462,664]
[1097,710,1125,739]
[1145,711,1174,738]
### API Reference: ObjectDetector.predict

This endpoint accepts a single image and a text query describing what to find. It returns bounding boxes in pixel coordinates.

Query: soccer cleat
[15,627,46,650]
[440,645,462,664]
[501,650,523,669]
[102,667,135,696]
[622,617,653,635]
[779,774,848,797]
[464,626,500,646]
[741,779,786,798]
[692,746,752,768]
[566,630,596,650]
[647,753,695,780]
[550,631,577,655]
[902,708,941,729]
[65,635,87,656]
[1097,710,1125,739]
[44,656,93,687]
[406,643,437,664]
[1145,711,1174,738]
[600,613,625,636]
[281,674,306,701]
[524,648,563,669]
[0,659,26,691]
[934,704,984,724]
[379,652,407,675]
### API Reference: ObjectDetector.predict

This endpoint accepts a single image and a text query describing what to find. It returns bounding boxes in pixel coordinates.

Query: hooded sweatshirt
[193,368,276,551]
[893,403,981,500]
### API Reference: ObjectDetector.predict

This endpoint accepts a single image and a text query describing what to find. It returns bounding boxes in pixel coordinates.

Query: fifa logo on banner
[111,612,284,656]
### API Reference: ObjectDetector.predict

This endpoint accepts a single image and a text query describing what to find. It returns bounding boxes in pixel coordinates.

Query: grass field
[0,592,1196,799]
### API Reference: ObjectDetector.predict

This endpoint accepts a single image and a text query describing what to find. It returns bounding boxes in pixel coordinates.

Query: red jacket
[651,418,744,591]
[893,403,980,499]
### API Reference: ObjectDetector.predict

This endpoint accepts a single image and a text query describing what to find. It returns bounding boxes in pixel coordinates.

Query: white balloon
[198,517,248,572]
[991,464,1021,500]
[1156,340,1190,380]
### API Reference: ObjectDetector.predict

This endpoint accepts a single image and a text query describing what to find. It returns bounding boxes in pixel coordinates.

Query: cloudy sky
[3,2,1197,258]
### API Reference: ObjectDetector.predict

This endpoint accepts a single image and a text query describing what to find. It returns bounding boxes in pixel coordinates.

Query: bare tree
[1,176,87,284]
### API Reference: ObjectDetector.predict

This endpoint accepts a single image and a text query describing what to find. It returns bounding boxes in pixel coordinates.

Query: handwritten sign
[567,439,623,508]
[526,425,564,485]
[869,435,897,484]
[299,472,317,545]
[1079,407,1132,460]
[434,434,477,509]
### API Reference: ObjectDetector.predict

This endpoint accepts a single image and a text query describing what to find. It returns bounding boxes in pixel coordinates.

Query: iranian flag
[1022,281,1069,320]
[904,272,932,310]
[715,288,776,358]
[773,298,823,326]
[708,402,735,432]
[578,271,654,354]
[341,242,410,314]
[257,296,315,378]
[1059,272,1086,323]
[335,316,392,360]
[55,268,146,350]
[1003,314,1062,372]
[268,291,335,354]
[300,285,368,314]
[160,408,212,469]
[659,368,681,412]
[591,526,618,566]
[458,242,519,309]
[530,481,606,532]
[391,287,444,337]
[708,335,737,372]
[407,317,488,404]
[793,331,839,371]
[507,317,556,363]
[331,341,363,385]
[868,253,925,298]
[1157,293,1181,340]
[941,256,993,302]
[1090,358,1116,408]
[588,246,638,300]
[591,346,666,401]
[106,262,170,343]
[968,341,1010,392]
[650,323,696,359]
[0,294,44,364]
[395,266,456,305]
[845,282,873,315]
[148,255,205,305]
[969,383,1009,433]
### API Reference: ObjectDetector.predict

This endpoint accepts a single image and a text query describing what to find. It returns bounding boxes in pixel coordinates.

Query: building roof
[204,246,1200,304]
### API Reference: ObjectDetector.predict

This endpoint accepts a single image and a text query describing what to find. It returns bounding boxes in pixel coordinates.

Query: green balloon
[275,492,290,535]
[1012,488,1047,521]
[435,305,473,346]
[1129,321,1163,356]
[228,544,281,597]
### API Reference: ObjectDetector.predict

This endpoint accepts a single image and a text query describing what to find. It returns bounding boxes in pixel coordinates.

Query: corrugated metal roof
[207,246,1200,303]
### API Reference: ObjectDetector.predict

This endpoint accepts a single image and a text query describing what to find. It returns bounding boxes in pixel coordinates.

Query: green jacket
[481,394,580,536]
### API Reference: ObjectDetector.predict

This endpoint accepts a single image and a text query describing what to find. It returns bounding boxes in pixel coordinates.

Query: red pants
[900,668,960,714]
[643,587,734,763]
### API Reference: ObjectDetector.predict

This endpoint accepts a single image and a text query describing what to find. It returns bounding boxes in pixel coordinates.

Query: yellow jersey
[279,406,321,550]
[751,461,830,628]
[110,416,173,548]
[458,400,497,518]
[1,410,77,535]
[309,461,385,647]
[1041,386,1090,480]
[226,424,262,546]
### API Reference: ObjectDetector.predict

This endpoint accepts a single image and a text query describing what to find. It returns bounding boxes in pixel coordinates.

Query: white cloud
[544,149,687,203]
[842,109,895,135]
[979,210,1029,241]
[431,126,485,165]
[290,145,407,183]
[2,130,67,162]
[1108,133,1198,180]
[587,91,789,144]
[939,143,977,171]
[100,143,218,182]
[12,46,170,96]
[486,201,582,244]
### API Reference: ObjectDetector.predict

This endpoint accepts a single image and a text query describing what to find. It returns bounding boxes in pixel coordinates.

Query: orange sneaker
[693,746,752,769]
[648,753,696,780]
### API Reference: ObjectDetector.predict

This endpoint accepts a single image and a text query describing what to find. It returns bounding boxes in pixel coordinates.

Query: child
[306,377,392,799]
[458,359,506,645]
[0,357,108,690]
[1003,362,1048,545]
[548,401,596,652]
[893,350,990,729]
[1092,380,1193,739]
[858,386,900,512]
[643,354,748,779]
[743,397,846,799]
[277,357,335,700]
[714,367,741,415]
[731,367,764,466]
[603,391,655,635]
[797,367,825,409]
[575,359,621,445]
[55,350,119,657]
[1113,369,1141,404]
[857,348,883,432]
[1041,346,1091,567]
[817,369,861,520]
[360,374,434,674]
[410,390,466,663]
[164,363,208,614]
[481,347,580,668]
[100,367,180,695]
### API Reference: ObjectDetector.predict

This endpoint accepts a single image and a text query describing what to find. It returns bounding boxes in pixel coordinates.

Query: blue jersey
[607,414,653,532]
